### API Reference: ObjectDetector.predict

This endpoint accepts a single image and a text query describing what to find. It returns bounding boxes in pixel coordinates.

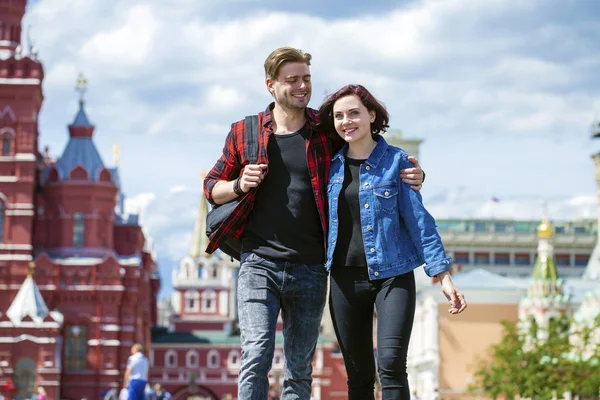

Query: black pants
[329,266,416,400]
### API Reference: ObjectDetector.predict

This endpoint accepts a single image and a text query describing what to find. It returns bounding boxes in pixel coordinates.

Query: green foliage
[469,315,600,400]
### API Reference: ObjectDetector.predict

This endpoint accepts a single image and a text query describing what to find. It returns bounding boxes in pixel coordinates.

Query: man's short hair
[264,47,312,80]
[132,343,144,354]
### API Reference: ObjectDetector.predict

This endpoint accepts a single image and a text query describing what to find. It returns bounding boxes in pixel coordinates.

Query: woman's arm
[396,155,450,278]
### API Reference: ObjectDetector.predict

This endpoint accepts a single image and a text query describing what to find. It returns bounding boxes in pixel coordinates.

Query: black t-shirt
[242,125,325,263]
[333,157,367,268]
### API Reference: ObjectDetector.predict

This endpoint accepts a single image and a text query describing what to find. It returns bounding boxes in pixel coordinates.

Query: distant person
[153,384,172,400]
[36,387,46,400]
[122,343,149,400]
[410,390,420,400]
[144,383,155,400]
[318,84,467,400]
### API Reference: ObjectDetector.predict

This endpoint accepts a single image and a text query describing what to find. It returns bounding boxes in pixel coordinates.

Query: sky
[20,0,600,297]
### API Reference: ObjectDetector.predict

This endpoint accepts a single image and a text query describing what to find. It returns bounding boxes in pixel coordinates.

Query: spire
[529,218,562,297]
[6,261,51,326]
[68,73,95,140]
[113,144,120,167]
[190,171,210,258]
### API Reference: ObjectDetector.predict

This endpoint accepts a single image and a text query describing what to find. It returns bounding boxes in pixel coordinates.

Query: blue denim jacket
[325,136,451,280]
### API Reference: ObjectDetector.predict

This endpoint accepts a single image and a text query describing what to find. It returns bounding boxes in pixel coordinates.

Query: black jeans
[329,266,416,400]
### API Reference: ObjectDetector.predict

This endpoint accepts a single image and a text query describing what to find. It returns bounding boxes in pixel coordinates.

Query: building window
[184,290,200,313]
[494,253,510,265]
[165,350,177,368]
[227,350,241,368]
[474,253,490,265]
[436,221,449,232]
[186,350,198,368]
[207,350,220,368]
[574,255,589,267]
[15,358,36,399]
[473,223,487,232]
[202,290,217,313]
[453,252,469,265]
[273,350,284,368]
[554,226,566,234]
[573,226,586,235]
[73,212,84,248]
[555,254,570,267]
[514,222,532,233]
[65,325,87,370]
[494,223,507,233]
[2,136,10,156]
[514,253,531,266]
[0,202,4,243]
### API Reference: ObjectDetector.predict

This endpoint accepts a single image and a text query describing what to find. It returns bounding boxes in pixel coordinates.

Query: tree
[469,315,600,400]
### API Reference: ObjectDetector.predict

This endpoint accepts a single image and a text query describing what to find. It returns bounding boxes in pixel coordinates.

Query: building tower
[0,0,44,312]
[519,219,572,343]
[586,120,600,281]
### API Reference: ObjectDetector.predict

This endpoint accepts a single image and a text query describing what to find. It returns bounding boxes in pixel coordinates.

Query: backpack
[205,115,259,261]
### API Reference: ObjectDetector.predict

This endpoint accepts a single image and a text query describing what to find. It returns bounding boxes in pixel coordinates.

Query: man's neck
[271,104,307,135]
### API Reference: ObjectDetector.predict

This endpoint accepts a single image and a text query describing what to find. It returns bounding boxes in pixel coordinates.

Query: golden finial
[537,218,555,239]
[76,73,88,104]
[113,144,120,167]
[27,261,36,278]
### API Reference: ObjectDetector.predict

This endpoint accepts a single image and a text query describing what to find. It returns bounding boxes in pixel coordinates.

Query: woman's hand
[437,271,467,314]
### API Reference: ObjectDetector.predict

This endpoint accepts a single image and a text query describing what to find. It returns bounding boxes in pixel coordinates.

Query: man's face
[267,62,312,111]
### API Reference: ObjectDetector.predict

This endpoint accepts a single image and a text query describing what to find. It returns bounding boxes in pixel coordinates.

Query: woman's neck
[346,136,377,159]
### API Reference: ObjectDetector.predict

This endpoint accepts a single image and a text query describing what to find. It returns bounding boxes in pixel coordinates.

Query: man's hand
[239,164,268,193]
[437,271,467,315]
[400,156,424,191]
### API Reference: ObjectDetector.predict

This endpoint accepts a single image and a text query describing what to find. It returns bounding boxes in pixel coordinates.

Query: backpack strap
[244,115,259,164]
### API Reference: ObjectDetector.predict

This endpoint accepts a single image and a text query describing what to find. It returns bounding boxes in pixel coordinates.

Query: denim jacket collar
[332,135,390,167]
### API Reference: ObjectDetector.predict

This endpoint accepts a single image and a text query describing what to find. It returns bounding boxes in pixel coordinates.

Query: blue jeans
[237,252,328,400]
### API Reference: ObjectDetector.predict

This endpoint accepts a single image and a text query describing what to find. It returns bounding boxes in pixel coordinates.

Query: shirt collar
[332,135,389,166]
[262,102,317,129]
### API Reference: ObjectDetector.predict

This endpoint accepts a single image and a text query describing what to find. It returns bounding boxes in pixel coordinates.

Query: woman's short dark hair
[317,84,390,140]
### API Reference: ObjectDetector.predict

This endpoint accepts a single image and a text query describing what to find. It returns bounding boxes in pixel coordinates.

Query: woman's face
[332,94,375,146]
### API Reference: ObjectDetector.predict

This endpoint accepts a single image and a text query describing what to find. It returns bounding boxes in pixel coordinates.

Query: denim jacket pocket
[373,185,399,214]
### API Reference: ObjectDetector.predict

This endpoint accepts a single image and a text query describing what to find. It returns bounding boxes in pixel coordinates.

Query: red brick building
[150,192,347,400]
[0,2,160,399]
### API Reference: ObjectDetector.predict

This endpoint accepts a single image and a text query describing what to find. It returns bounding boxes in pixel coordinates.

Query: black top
[333,157,367,268]
[242,125,325,263]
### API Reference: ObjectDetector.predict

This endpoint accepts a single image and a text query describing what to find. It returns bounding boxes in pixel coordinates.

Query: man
[122,343,149,400]
[204,47,424,400]
[153,383,172,400]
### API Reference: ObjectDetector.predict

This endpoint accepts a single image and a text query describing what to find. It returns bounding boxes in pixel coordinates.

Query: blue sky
[21,0,600,297]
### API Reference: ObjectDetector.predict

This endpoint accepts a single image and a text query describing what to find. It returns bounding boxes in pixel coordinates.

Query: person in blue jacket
[317,84,467,400]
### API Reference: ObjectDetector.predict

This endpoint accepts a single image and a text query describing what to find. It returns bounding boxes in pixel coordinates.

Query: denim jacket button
[366,166,371,170]
[384,191,389,197]
[366,225,372,231]
[374,272,379,277]
[364,203,369,209]
[370,248,375,253]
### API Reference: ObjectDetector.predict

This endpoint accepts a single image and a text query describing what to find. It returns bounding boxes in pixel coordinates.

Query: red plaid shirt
[204,104,334,255]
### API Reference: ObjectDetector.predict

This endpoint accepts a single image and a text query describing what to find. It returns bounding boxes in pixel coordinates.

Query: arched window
[15,358,36,398]
[165,350,177,368]
[73,212,84,248]
[227,350,241,368]
[65,325,87,370]
[0,201,4,243]
[207,350,220,368]
[202,290,217,313]
[184,290,200,313]
[186,350,199,368]
[2,135,10,155]
[273,350,284,368]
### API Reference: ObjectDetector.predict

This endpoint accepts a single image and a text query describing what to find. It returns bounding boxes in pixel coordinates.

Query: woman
[122,343,149,400]
[36,386,46,400]
[317,84,467,400]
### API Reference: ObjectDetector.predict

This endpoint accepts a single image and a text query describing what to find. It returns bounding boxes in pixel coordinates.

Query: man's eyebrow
[284,74,311,79]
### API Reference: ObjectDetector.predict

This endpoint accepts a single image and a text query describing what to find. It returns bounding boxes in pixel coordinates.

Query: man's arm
[122,367,130,388]
[203,125,243,205]
[210,164,268,205]
[400,155,425,191]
